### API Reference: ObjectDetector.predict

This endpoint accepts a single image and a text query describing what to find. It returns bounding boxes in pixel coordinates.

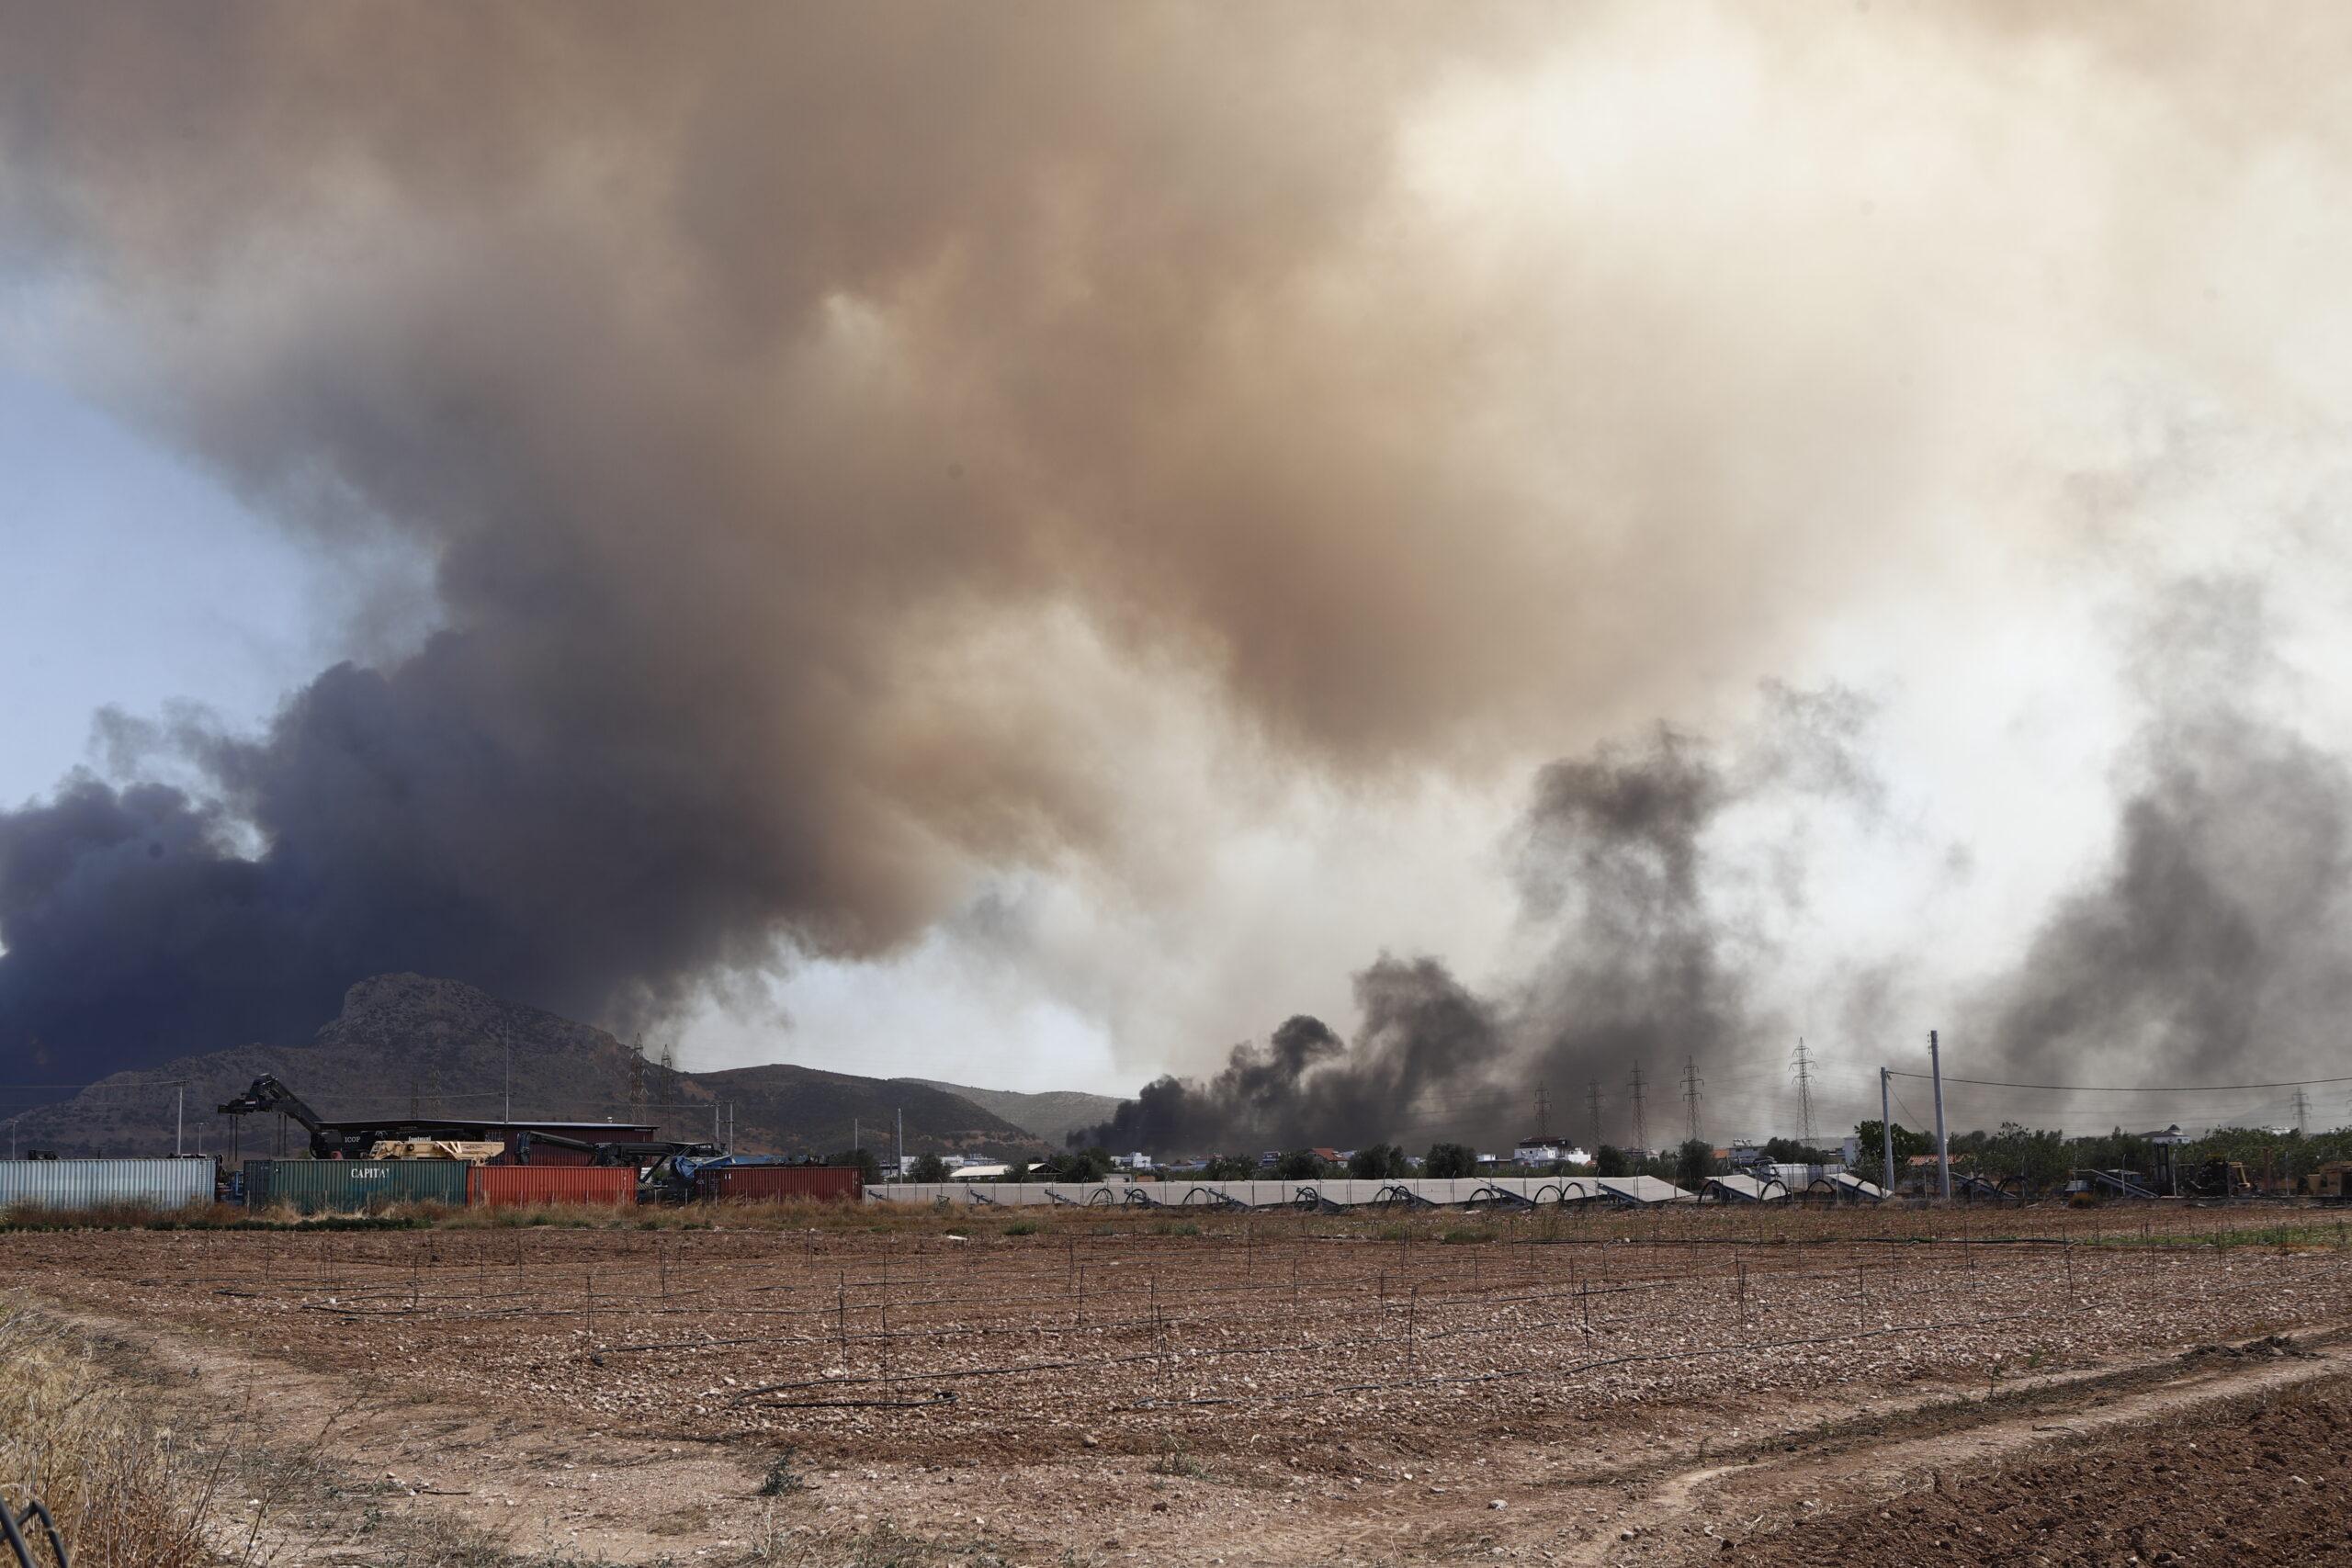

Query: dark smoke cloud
[1081,966,1503,1153]
[1981,581,2352,1089]
[1080,691,1878,1154]
[0,5,1548,1075]
[6,3,2351,1100]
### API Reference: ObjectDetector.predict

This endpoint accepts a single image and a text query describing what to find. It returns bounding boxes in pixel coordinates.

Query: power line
[1888,1070,2352,1092]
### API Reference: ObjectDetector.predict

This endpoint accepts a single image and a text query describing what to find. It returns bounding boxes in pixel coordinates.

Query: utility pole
[503,1024,513,1122]
[897,1108,905,1179]
[175,1086,184,1157]
[1880,1066,1895,1194]
[1627,1065,1648,1156]
[1586,1080,1604,1155]
[1791,1038,1816,1150]
[854,1117,860,1162]
[1680,1057,1703,1145]
[1928,1029,1951,1201]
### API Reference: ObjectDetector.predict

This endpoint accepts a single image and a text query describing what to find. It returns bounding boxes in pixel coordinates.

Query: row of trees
[1848,1120,2352,1188]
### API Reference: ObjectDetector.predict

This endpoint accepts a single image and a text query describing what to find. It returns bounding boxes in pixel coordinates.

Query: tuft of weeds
[1149,1438,1208,1480]
[0,1296,223,1568]
[757,1449,810,1496]
[1003,1220,1040,1236]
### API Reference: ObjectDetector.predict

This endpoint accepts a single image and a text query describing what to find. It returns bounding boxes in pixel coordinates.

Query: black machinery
[217,1073,706,1166]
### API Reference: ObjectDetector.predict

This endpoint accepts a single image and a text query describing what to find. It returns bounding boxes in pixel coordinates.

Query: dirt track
[9,1207,2350,1563]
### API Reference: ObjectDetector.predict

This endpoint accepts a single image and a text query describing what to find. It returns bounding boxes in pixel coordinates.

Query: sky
[6,3,2352,1145]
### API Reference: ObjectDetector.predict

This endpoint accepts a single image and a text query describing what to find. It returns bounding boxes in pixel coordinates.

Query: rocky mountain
[904,1079,1128,1145]
[4,974,1048,1162]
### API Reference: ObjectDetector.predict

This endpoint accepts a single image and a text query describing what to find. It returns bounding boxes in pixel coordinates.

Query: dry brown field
[6,1201,2351,1565]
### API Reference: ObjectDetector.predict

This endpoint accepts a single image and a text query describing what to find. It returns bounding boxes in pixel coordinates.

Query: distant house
[1110,1151,1154,1172]
[1258,1150,1283,1168]
[1308,1147,1341,1165]
[1513,1139,1564,1165]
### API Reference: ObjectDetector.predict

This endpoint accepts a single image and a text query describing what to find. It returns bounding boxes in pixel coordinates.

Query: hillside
[5,974,1047,1162]
[905,1079,1127,1145]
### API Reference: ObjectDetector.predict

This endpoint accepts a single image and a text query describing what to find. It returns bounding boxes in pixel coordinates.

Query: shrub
[1423,1143,1478,1179]
[0,1299,219,1567]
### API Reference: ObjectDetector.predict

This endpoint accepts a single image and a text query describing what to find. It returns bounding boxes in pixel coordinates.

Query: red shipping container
[695,1165,864,1203]
[468,1165,639,1207]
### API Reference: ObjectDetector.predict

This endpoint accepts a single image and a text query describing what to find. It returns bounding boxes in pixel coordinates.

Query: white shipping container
[0,1157,219,1212]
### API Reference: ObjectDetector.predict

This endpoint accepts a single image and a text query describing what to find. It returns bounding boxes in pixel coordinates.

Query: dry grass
[0,1295,221,1567]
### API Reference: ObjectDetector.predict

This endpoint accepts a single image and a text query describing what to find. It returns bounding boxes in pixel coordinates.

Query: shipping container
[250,1159,469,1214]
[468,1165,637,1207]
[0,1156,218,1213]
[240,1159,274,1210]
[695,1165,863,1203]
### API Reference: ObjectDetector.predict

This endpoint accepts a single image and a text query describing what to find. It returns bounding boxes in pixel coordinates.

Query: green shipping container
[254,1159,469,1214]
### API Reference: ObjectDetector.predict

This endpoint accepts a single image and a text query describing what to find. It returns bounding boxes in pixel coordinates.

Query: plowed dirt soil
[6,1204,2349,1564]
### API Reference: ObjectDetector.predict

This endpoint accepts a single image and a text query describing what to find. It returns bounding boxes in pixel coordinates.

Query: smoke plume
[1080,689,1877,1154]
[1981,582,2352,1092]
[5,5,2352,1097]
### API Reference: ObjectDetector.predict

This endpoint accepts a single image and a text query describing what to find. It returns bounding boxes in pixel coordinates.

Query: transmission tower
[2294,1087,2312,1136]
[1586,1079,1604,1153]
[1533,1085,1553,1141]
[1792,1038,1816,1148]
[1627,1065,1649,1155]
[659,1040,677,1074]
[1680,1056,1703,1145]
[630,1032,647,1111]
